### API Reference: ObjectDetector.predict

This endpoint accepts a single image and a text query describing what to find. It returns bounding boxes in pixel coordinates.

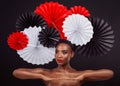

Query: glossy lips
[57,59,63,63]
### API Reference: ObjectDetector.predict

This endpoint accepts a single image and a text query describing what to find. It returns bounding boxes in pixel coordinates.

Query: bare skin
[13,43,114,86]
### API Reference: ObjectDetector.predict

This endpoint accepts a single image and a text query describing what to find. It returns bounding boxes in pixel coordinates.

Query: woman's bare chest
[51,72,79,78]
[44,72,83,86]
[46,79,80,86]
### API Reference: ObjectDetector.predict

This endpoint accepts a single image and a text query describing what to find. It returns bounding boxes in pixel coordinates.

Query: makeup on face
[57,59,63,63]
[55,50,69,55]
[55,50,70,64]
[55,43,73,64]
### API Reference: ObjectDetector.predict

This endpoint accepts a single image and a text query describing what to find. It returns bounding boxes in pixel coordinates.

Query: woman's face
[55,43,74,65]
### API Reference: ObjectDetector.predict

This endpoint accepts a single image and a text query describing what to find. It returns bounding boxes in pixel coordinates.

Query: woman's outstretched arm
[82,69,114,82]
[13,68,51,80]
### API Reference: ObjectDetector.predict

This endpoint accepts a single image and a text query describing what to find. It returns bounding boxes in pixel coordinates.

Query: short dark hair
[55,39,76,52]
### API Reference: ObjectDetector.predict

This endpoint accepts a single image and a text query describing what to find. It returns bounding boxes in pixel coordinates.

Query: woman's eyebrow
[55,49,69,52]
[62,50,69,52]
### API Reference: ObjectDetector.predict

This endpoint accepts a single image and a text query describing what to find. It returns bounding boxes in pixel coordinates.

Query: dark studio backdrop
[0,0,120,86]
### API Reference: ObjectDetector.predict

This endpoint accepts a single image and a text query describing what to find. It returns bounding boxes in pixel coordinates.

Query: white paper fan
[17,26,55,65]
[62,14,93,46]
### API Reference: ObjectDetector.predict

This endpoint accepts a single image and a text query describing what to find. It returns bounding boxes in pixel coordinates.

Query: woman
[13,40,114,86]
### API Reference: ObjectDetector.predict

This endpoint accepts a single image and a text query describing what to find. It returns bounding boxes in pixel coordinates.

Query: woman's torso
[42,69,84,86]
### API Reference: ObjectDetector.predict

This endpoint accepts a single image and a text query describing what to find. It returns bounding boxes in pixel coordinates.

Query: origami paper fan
[62,14,93,46]
[7,32,28,50]
[76,17,115,57]
[17,45,55,65]
[22,26,41,46]
[34,1,68,39]
[16,12,47,31]
[38,27,60,48]
[69,6,91,17]
[17,26,55,65]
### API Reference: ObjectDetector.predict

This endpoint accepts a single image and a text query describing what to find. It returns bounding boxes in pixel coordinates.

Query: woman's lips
[57,59,63,63]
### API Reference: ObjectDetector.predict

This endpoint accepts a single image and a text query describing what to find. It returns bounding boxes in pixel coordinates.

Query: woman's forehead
[56,43,72,50]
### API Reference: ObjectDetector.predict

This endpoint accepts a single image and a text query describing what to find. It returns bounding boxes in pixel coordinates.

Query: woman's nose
[57,53,62,58]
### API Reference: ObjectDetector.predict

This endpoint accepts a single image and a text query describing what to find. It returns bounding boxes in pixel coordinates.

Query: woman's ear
[71,51,74,58]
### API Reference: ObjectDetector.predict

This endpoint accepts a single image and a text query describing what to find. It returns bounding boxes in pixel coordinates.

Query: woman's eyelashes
[62,50,68,54]
[55,50,68,54]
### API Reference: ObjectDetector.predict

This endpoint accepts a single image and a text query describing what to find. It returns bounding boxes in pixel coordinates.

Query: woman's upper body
[13,68,114,86]
[13,40,114,86]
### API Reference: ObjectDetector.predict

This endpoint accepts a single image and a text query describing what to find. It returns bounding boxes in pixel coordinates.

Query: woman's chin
[57,62,65,65]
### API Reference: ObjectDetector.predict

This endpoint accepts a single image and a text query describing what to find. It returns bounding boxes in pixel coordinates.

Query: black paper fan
[38,27,60,48]
[76,17,115,57]
[15,12,47,30]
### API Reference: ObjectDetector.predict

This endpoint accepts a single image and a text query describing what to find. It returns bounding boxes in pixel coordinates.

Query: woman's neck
[57,63,74,72]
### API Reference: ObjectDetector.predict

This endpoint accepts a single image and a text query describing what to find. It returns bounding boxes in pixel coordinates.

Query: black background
[0,0,120,86]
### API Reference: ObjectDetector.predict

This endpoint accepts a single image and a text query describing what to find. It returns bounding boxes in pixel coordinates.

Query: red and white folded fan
[17,26,55,65]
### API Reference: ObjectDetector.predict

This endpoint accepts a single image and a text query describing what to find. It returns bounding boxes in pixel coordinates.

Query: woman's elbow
[12,69,24,79]
[107,70,114,78]
[102,69,114,79]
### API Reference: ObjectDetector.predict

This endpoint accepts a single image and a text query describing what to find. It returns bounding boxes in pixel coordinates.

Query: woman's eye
[63,52,67,54]
[55,50,58,53]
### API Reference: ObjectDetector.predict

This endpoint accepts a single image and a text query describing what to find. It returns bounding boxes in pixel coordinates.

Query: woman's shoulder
[34,68,52,72]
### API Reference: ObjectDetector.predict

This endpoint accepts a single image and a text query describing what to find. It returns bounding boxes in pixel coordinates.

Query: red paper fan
[34,1,68,39]
[7,32,28,50]
[69,6,90,17]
